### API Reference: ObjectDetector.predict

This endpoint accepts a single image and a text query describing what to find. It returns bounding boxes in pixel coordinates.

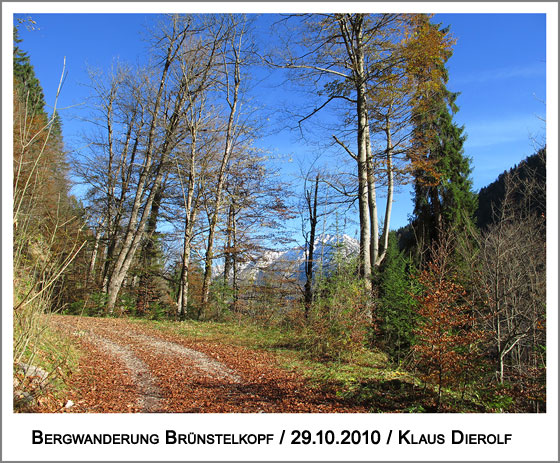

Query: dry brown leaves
[48,315,367,414]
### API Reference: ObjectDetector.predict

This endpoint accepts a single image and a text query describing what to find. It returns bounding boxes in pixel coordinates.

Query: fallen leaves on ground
[47,315,368,413]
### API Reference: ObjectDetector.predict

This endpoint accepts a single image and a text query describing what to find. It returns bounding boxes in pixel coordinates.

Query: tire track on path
[81,330,164,412]
[126,332,242,383]
[53,315,369,413]
[56,316,245,412]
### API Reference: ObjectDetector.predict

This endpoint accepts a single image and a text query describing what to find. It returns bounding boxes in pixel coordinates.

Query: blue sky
[438,14,546,185]
[11,11,548,232]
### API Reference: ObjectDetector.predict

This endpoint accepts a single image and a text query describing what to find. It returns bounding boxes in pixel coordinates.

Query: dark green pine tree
[376,232,417,362]
[14,26,64,138]
[13,27,46,116]
[13,24,87,311]
[411,87,477,262]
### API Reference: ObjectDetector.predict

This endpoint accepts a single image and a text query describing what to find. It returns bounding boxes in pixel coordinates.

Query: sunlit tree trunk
[223,201,235,288]
[105,19,190,313]
[376,113,395,266]
[339,14,372,290]
[87,216,106,285]
[176,133,200,319]
[200,18,244,315]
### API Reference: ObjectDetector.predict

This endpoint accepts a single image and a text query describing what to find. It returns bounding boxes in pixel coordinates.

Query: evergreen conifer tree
[410,22,477,262]
[377,232,416,362]
[13,27,46,116]
[13,26,86,309]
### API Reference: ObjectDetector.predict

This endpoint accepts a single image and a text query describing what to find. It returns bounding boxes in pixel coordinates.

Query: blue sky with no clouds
[437,13,546,188]
[10,10,549,232]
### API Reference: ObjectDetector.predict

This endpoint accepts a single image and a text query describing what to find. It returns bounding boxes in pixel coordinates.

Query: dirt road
[51,315,367,413]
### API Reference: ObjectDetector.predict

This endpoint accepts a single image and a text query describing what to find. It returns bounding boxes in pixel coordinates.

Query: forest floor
[45,315,371,413]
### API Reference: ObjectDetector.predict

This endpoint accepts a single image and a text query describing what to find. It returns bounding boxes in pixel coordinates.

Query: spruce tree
[13,27,46,116]
[410,27,477,262]
[377,232,416,362]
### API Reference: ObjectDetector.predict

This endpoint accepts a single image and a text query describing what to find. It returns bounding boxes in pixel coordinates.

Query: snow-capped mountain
[222,234,359,285]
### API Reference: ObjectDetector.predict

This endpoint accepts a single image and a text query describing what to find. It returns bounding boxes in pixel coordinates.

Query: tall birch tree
[174,17,225,319]
[270,14,451,292]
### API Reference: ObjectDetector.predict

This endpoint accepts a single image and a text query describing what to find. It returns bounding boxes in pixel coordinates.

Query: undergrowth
[129,316,509,413]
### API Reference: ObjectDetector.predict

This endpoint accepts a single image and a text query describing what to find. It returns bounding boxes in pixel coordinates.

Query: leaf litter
[49,315,368,413]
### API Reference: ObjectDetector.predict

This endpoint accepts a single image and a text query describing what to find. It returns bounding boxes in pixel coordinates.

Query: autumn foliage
[12,15,546,414]
[412,261,486,410]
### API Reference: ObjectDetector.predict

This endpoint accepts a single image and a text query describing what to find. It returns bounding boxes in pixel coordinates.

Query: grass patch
[131,318,303,350]
[35,318,82,378]
[14,314,82,412]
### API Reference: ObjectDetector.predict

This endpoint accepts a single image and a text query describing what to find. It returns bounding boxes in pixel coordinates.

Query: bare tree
[102,15,194,313]
[475,168,546,385]
[219,149,293,313]
[268,14,450,292]
[303,172,320,318]
[174,16,225,319]
[78,61,146,291]
[200,15,251,315]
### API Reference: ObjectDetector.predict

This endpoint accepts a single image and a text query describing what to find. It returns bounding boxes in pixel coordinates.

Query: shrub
[64,292,108,317]
[376,233,418,362]
[303,260,372,361]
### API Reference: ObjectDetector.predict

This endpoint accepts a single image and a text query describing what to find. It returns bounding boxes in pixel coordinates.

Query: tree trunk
[376,114,395,266]
[352,17,373,292]
[200,185,225,317]
[231,208,239,310]
[177,123,201,319]
[136,184,163,314]
[87,216,106,285]
[177,191,199,319]
[366,122,378,275]
[177,209,199,319]
[223,201,235,289]
[200,26,242,315]
[304,174,320,318]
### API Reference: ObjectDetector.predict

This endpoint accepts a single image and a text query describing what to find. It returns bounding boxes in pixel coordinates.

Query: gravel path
[127,332,242,383]
[51,315,368,413]
[81,331,164,412]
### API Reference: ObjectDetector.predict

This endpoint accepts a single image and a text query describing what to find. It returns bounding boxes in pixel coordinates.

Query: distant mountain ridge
[221,234,359,285]
[223,148,546,284]
[393,148,546,251]
[476,148,546,229]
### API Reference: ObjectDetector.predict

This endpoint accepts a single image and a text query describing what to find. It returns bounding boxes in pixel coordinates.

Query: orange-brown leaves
[13,82,72,238]
[402,15,455,184]
[412,261,486,406]
[402,14,454,89]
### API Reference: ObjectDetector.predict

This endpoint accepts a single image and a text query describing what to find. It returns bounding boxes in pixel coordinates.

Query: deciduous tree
[412,236,485,410]
[270,14,454,293]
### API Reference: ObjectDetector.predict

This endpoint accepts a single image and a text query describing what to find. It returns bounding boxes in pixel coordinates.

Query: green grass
[13,316,82,412]
[36,319,82,373]
[132,317,303,350]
